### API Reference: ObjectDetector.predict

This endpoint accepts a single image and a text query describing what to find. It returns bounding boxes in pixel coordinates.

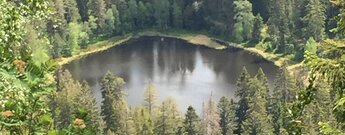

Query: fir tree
[100,71,127,133]
[302,0,326,41]
[183,106,201,135]
[218,96,236,135]
[242,77,273,135]
[154,97,182,135]
[234,67,251,134]
[270,67,297,134]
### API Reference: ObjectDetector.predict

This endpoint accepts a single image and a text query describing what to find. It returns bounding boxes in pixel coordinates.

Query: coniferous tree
[270,67,297,134]
[132,108,154,135]
[153,0,170,30]
[154,97,182,135]
[202,94,221,135]
[302,0,326,41]
[100,72,127,133]
[73,81,105,134]
[172,0,183,28]
[183,106,201,135]
[234,67,251,134]
[218,96,236,135]
[256,68,270,111]
[252,14,264,43]
[64,0,81,23]
[144,81,158,116]
[87,0,106,32]
[242,77,273,135]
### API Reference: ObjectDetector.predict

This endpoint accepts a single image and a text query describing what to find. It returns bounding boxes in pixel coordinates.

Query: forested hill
[0,0,344,134]
[29,0,339,60]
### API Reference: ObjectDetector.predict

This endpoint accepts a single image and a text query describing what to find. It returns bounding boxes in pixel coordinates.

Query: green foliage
[305,37,317,55]
[183,106,201,135]
[104,8,115,35]
[302,0,326,41]
[154,97,182,134]
[144,81,158,116]
[287,51,345,134]
[153,0,170,30]
[234,67,251,134]
[100,71,128,133]
[232,0,255,43]
[252,14,264,44]
[218,97,236,135]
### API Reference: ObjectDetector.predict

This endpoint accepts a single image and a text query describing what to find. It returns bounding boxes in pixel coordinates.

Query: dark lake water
[64,36,279,112]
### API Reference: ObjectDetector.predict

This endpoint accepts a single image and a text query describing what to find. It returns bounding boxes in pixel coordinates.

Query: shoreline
[56,30,304,75]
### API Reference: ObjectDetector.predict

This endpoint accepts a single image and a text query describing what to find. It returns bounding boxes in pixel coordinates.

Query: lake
[64,36,279,112]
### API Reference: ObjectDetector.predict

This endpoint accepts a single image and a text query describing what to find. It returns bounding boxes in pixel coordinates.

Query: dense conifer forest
[0,0,345,134]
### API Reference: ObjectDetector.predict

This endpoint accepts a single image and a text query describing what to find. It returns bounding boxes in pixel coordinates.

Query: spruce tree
[270,67,297,134]
[242,77,273,135]
[154,97,182,135]
[100,71,127,133]
[256,68,270,112]
[218,96,236,135]
[183,106,201,135]
[73,81,105,133]
[234,67,251,134]
[302,0,326,41]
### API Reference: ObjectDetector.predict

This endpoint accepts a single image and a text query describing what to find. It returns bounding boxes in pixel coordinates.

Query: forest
[0,0,345,134]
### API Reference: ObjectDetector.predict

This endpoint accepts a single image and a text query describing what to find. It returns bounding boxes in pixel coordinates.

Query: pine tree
[154,97,182,135]
[234,67,251,134]
[267,0,295,53]
[100,71,127,133]
[302,0,326,41]
[256,68,270,112]
[73,81,105,133]
[202,94,221,135]
[270,67,297,134]
[218,96,236,135]
[144,81,158,116]
[52,70,82,129]
[183,106,201,135]
[242,77,273,135]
